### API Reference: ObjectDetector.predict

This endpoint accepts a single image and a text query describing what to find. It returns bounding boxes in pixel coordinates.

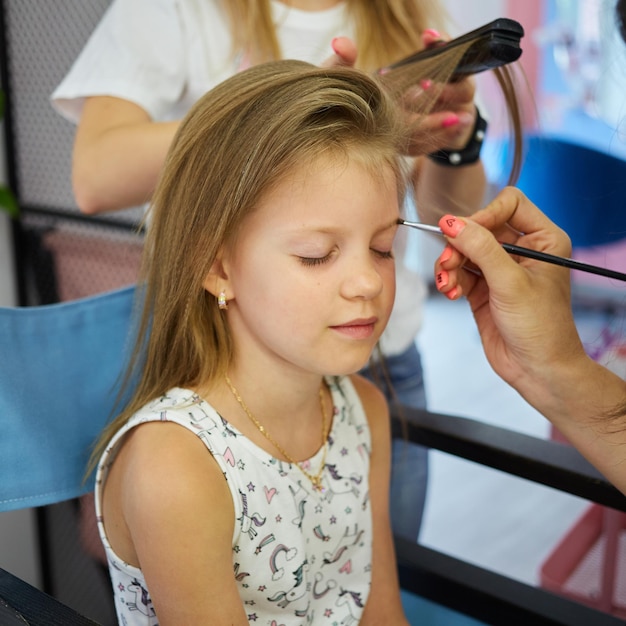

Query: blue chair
[510,135,626,249]
[0,285,135,512]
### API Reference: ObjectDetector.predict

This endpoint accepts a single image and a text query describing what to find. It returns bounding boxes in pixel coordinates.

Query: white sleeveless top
[95,376,373,625]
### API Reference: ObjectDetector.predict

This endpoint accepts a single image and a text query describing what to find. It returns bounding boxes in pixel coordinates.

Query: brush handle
[500,243,626,282]
[398,220,626,283]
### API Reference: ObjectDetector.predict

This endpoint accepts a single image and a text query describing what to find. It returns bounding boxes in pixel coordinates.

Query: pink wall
[475,1,544,134]
[505,2,543,100]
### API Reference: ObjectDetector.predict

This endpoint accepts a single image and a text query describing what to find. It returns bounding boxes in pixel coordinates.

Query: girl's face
[220,157,400,379]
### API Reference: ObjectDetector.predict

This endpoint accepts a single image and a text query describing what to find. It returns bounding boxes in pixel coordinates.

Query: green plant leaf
[0,185,19,218]
[0,91,15,216]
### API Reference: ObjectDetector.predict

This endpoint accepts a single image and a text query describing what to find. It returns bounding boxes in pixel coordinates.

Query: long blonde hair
[88,61,408,471]
[222,0,524,186]
[223,0,445,69]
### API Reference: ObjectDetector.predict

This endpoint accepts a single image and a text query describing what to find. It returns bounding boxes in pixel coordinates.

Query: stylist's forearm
[414,158,486,218]
[526,354,626,495]
[73,120,179,214]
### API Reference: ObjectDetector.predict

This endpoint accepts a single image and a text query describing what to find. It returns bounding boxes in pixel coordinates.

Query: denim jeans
[360,342,428,542]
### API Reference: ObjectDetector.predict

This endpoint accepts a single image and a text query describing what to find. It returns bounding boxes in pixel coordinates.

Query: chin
[320,354,373,378]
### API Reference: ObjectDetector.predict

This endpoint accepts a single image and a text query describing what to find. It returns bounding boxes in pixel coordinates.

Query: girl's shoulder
[345,373,390,431]
[347,373,388,411]
[95,388,234,569]
[99,388,225,487]
[106,388,227,491]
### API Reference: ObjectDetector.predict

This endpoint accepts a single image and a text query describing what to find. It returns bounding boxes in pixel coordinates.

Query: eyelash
[299,249,393,267]
[299,254,332,267]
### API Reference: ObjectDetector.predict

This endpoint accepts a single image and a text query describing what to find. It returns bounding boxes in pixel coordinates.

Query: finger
[471,187,572,257]
[434,245,480,300]
[421,28,446,49]
[404,109,475,154]
[401,78,475,113]
[400,80,435,110]
[321,36,358,68]
[433,78,476,109]
[438,214,526,296]
[434,265,462,300]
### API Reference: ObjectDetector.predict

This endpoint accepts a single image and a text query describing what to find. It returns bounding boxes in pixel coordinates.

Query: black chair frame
[2,406,625,625]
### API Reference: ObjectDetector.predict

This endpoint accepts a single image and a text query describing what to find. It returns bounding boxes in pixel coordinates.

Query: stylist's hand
[403,29,477,156]
[433,186,587,390]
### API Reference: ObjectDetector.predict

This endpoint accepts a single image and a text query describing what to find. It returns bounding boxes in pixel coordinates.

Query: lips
[330,317,378,340]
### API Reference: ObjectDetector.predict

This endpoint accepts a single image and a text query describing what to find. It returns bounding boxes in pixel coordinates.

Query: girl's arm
[351,374,410,625]
[104,421,248,625]
[72,96,179,214]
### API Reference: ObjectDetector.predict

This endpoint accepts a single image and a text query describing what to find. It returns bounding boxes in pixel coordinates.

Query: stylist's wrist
[428,107,486,166]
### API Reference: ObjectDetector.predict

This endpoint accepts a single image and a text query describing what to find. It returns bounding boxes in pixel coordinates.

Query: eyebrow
[366,216,402,236]
[285,215,401,236]
[382,217,402,231]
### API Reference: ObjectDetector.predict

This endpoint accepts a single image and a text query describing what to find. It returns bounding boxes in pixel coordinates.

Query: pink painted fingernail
[446,286,460,300]
[439,215,466,237]
[424,29,442,38]
[442,114,459,129]
[439,245,453,264]
[420,79,433,90]
[436,270,449,289]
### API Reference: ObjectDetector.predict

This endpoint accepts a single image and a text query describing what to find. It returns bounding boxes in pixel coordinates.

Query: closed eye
[373,249,394,260]
[298,254,332,267]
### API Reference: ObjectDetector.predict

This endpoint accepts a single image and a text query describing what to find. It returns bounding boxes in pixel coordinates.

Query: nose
[340,253,385,301]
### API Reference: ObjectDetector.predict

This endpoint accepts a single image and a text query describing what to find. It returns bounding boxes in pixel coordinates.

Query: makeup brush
[398,219,626,283]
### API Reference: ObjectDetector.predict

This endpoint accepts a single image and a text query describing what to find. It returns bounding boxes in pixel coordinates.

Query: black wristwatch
[427,107,487,167]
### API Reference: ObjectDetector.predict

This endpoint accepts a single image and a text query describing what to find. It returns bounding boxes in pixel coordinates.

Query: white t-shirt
[51,0,426,356]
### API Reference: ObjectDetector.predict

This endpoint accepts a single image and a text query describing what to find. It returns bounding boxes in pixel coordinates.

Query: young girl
[92,60,411,625]
[53,0,497,542]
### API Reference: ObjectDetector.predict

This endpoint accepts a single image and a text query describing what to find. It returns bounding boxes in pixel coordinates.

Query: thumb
[321,36,358,68]
[421,28,446,49]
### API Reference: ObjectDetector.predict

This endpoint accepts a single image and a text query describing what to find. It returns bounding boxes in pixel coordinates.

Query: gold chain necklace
[224,375,329,492]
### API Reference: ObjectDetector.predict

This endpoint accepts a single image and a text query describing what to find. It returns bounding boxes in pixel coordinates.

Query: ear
[202,249,232,299]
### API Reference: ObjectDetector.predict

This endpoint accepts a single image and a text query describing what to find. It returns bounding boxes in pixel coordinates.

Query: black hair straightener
[379,18,524,80]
